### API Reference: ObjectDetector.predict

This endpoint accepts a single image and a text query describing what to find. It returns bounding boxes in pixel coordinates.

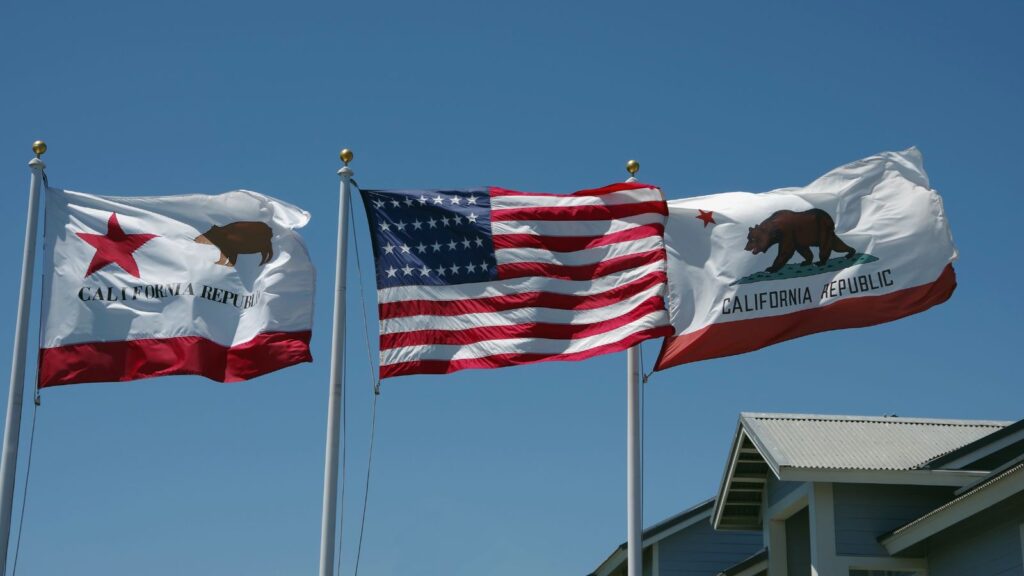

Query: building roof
[588,499,714,576]
[713,413,1010,530]
[923,418,1024,470]
[742,413,1008,472]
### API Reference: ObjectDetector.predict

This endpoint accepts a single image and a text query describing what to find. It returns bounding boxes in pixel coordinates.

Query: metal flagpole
[625,159,642,576]
[0,141,46,574]
[319,148,354,576]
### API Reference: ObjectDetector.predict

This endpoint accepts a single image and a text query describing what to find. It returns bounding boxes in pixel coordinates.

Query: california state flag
[656,148,957,370]
[39,187,316,387]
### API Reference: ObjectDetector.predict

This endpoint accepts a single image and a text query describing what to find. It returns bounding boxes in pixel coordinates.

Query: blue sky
[1,1,1022,575]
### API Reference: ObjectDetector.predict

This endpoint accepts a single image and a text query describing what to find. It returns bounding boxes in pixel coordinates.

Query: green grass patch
[732,253,879,286]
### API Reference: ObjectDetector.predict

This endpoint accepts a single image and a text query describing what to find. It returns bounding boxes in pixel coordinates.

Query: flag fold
[39,188,316,386]
[656,148,957,370]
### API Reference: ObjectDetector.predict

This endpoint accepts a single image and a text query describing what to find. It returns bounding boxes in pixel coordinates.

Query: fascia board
[776,468,986,486]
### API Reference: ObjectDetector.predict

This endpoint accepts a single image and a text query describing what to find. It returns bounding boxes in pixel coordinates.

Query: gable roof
[713,413,1009,530]
[589,499,714,576]
[743,413,1008,471]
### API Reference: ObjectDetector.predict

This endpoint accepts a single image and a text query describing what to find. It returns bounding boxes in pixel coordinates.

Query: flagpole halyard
[625,158,643,576]
[0,142,46,574]
[320,148,354,576]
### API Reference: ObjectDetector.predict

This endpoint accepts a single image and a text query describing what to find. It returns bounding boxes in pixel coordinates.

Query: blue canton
[360,189,498,288]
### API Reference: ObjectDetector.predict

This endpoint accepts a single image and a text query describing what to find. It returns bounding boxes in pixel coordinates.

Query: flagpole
[0,141,46,573]
[319,148,354,576]
[625,159,642,576]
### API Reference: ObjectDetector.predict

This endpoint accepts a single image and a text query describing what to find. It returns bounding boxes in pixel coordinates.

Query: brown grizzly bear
[745,209,856,273]
[195,221,274,267]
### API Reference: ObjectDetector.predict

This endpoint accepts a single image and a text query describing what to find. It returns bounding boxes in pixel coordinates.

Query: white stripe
[376,260,666,304]
[380,284,665,335]
[381,309,670,366]
[494,236,662,267]
[491,212,665,238]
[490,187,662,209]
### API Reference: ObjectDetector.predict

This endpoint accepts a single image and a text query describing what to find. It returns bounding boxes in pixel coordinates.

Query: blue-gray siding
[657,519,762,576]
[786,508,810,576]
[927,492,1024,576]
[833,483,954,557]
[766,475,802,509]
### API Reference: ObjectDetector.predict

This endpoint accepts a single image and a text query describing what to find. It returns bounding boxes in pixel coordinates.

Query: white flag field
[656,148,958,370]
[39,187,316,387]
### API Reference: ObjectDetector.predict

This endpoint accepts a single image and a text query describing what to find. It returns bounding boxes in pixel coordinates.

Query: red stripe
[380,296,666,349]
[654,264,957,370]
[491,201,667,222]
[379,271,667,319]
[498,248,665,281]
[489,182,658,198]
[38,331,313,388]
[380,325,674,378]
[491,224,664,252]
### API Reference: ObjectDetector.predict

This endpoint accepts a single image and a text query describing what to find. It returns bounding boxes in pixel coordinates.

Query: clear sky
[0,1,1022,575]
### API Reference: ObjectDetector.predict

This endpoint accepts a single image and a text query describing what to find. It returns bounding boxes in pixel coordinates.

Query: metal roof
[712,413,1012,531]
[741,413,1010,471]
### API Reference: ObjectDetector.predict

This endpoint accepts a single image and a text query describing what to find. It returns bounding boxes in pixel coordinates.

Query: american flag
[359,182,674,378]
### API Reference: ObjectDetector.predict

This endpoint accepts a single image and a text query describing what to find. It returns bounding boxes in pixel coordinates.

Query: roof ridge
[740,412,1011,427]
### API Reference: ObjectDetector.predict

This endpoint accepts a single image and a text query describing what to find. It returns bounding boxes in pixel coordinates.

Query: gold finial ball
[340,148,354,166]
[32,140,47,157]
[626,159,639,175]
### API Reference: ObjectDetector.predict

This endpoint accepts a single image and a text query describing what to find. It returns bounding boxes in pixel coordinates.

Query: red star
[76,213,158,278]
[696,209,716,228]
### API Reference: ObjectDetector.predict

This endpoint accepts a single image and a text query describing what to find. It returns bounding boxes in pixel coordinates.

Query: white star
[415,243,427,254]
[400,244,411,254]
[384,266,398,278]
[466,212,478,224]
[427,218,437,229]
[412,219,423,230]
[394,220,406,231]
[441,216,451,227]
[373,199,385,209]
[419,265,432,276]
[390,199,401,208]
[449,263,460,275]
[461,238,472,249]
[467,195,478,205]
[401,265,414,276]
[452,215,463,225]
[431,241,442,252]
[446,239,458,251]
[379,222,391,232]
[418,195,428,205]
[435,265,446,277]
[450,195,461,206]
[433,195,444,205]
[474,237,484,248]
[466,262,478,273]
[404,197,414,207]
[383,243,396,255]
